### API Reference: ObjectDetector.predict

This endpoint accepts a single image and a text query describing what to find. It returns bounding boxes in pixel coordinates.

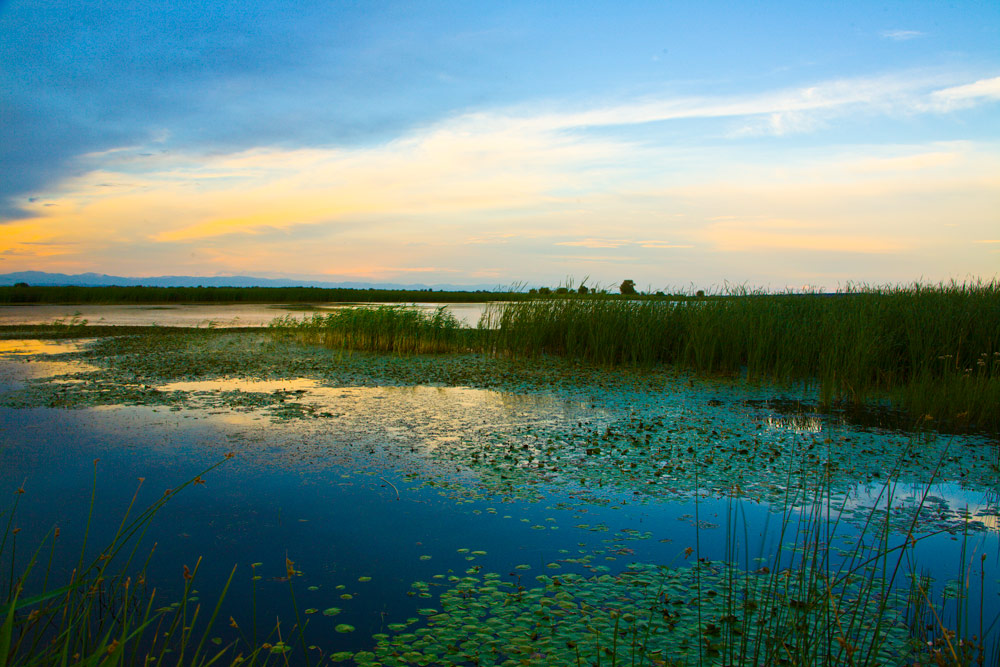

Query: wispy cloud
[844,150,960,173]
[555,238,630,248]
[555,238,694,249]
[638,241,694,249]
[509,70,998,138]
[699,219,904,254]
[880,29,924,41]
[928,76,1000,111]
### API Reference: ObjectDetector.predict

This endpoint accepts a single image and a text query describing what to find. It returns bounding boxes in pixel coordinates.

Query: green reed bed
[271,305,472,355]
[479,282,1000,430]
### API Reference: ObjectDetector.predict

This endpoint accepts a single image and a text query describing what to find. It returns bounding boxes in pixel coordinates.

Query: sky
[1,1,998,291]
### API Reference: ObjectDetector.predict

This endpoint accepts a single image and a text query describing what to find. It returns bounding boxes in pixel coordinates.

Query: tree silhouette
[619,279,636,295]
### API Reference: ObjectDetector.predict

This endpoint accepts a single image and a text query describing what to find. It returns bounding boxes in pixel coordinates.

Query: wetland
[1,290,998,666]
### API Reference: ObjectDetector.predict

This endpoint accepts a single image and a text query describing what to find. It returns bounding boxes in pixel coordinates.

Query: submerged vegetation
[270,282,1000,432]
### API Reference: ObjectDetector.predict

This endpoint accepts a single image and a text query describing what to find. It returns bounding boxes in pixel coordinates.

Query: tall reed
[0,457,302,666]
[272,305,470,354]
[479,281,1000,429]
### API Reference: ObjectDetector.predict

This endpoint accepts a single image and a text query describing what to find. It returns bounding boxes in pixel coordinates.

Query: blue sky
[1,0,998,290]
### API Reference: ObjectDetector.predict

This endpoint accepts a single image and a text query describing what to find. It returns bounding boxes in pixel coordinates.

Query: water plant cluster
[271,306,469,354]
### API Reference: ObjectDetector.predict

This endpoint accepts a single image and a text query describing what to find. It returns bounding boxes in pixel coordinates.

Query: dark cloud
[0,0,511,220]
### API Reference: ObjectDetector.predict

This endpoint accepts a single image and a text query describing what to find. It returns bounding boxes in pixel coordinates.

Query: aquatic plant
[0,456,310,666]
[479,281,1000,429]
[366,450,996,666]
[272,305,471,354]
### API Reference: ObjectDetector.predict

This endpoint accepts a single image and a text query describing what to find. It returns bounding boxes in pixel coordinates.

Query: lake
[0,330,997,665]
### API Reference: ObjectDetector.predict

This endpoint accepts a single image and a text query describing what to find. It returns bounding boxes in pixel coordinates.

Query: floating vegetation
[367,562,914,666]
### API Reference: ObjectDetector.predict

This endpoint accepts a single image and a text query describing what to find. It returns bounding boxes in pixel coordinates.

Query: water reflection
[0,302,491,328]
[0,339,98,390]
[0,338,94,355]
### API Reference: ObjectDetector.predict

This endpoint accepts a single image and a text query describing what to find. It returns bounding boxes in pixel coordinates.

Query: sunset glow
[2,2,997,289]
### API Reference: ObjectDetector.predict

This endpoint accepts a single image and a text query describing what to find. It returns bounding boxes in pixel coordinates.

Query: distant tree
[13,282,30,288]
[578,285,589,295]
[555,286,569,295]
[696,289,705,298]
[538,287,552,295]
[619,279,637,295]
[528,288,538,294]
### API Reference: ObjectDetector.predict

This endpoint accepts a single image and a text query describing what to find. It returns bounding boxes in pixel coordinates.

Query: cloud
[555,239,630,248]
[555,238,693,250]
[844,150,960,173]
[4,65,999,283]
[880,29,924,41]
[928,76,1000,111]
[520,71,996,135]
[0,1,507,219]
[637,241,694,249]
[547,254,640,263]
[699,219,904,254]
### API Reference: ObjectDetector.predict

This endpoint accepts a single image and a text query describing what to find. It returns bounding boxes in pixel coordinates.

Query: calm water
[0,340,997,664]
[0,302,493,328]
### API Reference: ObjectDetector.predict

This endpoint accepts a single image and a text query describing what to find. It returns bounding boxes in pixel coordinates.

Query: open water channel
[0,307,997,665]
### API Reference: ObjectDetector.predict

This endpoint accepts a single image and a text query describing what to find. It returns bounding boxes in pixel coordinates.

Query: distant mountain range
[0,271,499,292]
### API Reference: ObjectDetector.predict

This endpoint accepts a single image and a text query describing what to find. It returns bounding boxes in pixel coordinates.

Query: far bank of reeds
[0,284,530,305]
[271,282,999,431]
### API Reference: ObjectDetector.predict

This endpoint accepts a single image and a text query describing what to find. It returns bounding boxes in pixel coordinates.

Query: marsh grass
[478,282,999,430]
[0,457,309,666]
[271,305,471,354]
